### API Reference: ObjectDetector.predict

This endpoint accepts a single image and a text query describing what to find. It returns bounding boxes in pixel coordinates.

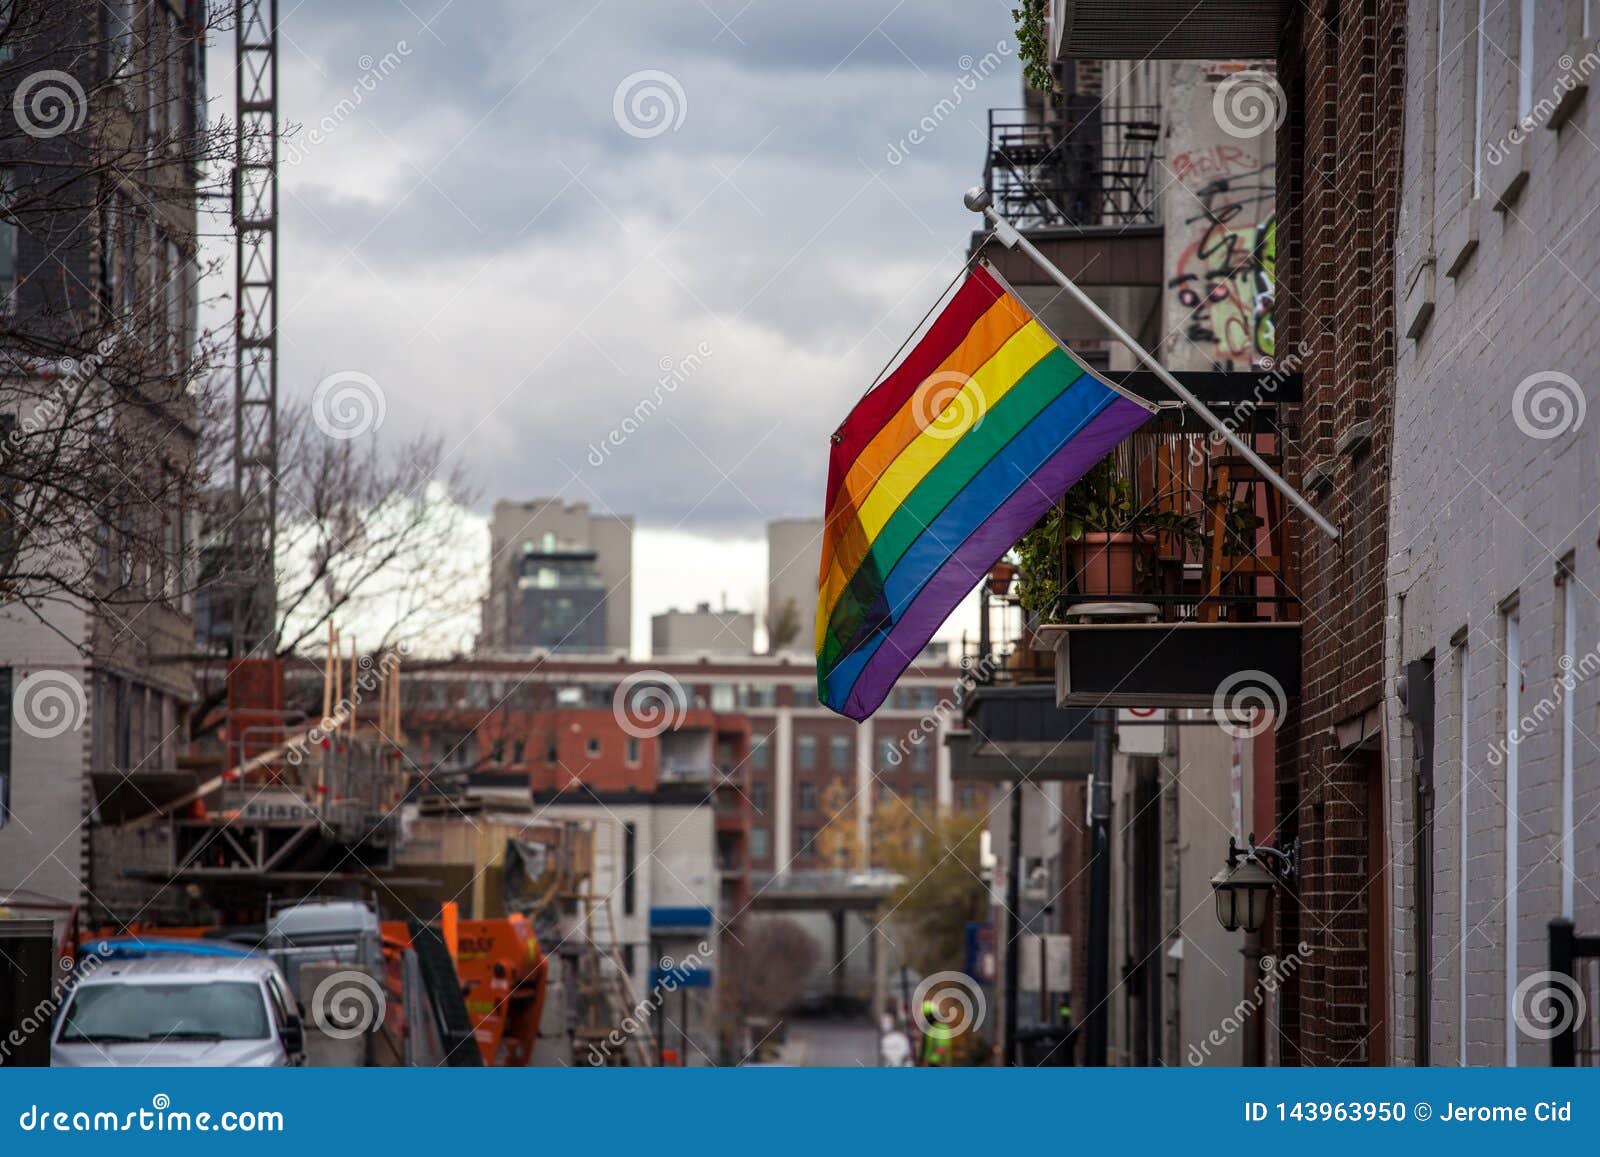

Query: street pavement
[776,1018,880,1067]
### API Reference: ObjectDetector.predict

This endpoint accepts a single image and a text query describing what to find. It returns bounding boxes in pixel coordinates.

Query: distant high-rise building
[652,604,756,658]
[481,500,632,654]
[765,518,822,657]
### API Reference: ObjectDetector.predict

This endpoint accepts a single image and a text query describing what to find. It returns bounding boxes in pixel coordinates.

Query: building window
[829,735,851,772]
[106,0,134,71]
[586,735,601,758]
[1473,0,1487,198]
[750,827,769,860]
[750,782,768,814]
[625,736,640,766]
[910,738,931,772]
[622,823,637,916]
[798,782,817,814]
[1557,564,1575,920]
[545,739,558,764]
[0,667,10,830]
[796,827,817,854]
[0,169,15,315]
[750,733,770,771]
[796,734,816,772]
[878,737,898,767]
[1502,603,1520,1066]
[512,739,525,765]
[1517,0,1535,124]
[166,239,185,372]
[711,683,735,711]
[911,785,932,813]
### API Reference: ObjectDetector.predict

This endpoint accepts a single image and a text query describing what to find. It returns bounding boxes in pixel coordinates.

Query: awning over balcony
[1041,621,1300,708]
[1052,0,1288,59]
[947,684,1097,782]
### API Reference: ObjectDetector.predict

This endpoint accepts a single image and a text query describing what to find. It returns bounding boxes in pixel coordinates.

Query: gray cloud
[212,0,1021,534]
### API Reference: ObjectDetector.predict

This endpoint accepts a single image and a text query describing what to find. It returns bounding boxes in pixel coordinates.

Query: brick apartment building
[399,653,969,891]
[1270,0,1407,1066]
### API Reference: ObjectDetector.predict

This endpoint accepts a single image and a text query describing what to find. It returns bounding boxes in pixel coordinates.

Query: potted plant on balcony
[986,558,1018,596]
[1058,460,1202,599]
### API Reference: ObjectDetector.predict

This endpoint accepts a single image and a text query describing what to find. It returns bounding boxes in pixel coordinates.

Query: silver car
[52,954,306,1067]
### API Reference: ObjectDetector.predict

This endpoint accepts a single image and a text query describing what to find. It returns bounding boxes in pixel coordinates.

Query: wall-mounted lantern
[1210,834,1299,933]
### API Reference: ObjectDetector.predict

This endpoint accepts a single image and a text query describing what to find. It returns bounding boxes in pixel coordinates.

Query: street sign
[1117,707,1167,755]
[1020,932,1072,994]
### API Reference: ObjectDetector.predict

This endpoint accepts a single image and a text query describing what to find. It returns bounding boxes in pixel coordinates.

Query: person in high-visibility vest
[920,999,953,1066]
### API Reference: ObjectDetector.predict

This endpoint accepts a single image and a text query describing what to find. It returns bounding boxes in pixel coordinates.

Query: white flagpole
[964,187,1339,541]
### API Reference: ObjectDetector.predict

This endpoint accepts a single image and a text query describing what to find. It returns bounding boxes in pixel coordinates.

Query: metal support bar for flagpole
[964,188,1340,541]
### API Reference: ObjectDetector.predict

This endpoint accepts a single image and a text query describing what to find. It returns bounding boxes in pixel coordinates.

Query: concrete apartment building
[1387,0,1600,1066]
[480,498,632,654]
[766,517,822,656]
[652,604,755,658]
[0,1,205,913]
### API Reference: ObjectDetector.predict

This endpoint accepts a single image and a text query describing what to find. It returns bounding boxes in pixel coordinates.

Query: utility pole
[1083,708,1113,1066]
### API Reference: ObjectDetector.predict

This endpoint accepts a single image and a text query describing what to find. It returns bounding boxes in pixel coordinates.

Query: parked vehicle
[51,954,305,1067]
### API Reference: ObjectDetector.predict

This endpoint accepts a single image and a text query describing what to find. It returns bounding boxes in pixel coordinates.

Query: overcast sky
[206,0,1020,652]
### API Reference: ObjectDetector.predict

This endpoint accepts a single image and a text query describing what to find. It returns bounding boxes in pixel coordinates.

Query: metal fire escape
[231,0,278,658]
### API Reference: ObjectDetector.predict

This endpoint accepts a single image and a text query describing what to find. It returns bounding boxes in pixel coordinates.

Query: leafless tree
[719,916,822,1031]
[191,398,482,731]
[0,1,234,635]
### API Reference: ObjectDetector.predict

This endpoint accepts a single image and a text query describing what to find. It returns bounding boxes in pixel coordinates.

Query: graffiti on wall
[1167,145,1276,368]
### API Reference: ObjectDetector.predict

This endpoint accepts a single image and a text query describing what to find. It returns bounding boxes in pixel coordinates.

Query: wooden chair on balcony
[1196,453,1295,623]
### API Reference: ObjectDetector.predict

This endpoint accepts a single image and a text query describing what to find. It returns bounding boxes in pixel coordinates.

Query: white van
[52,954,305,1067]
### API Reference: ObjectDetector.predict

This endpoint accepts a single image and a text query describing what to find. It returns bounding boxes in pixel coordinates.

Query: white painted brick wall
[1389,0,1600,1066]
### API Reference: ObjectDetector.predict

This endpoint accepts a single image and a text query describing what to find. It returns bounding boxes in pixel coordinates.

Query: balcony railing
[983,103,1162,230]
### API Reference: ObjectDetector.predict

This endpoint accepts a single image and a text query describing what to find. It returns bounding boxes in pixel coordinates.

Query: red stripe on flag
[823,265,1006,514]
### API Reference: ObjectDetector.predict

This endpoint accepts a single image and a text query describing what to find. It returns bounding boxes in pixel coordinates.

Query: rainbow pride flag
[816,264,1156,720]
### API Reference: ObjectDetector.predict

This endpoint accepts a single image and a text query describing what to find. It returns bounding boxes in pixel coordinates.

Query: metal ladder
[576,889,658,1066]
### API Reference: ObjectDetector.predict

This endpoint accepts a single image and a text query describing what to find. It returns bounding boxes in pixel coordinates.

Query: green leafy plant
[1061,460,1200,544]
[1011,0,1058,98]
[1012,507,1062,617]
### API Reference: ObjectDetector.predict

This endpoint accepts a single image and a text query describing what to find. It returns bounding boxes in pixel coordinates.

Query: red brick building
[1271,0,1405,1066]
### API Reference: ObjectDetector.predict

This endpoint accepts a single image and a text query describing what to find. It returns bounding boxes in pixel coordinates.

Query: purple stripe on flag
[839,395,1152,720]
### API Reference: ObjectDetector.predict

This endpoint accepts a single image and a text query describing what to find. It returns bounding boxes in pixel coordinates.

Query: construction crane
[230,0,278,659]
